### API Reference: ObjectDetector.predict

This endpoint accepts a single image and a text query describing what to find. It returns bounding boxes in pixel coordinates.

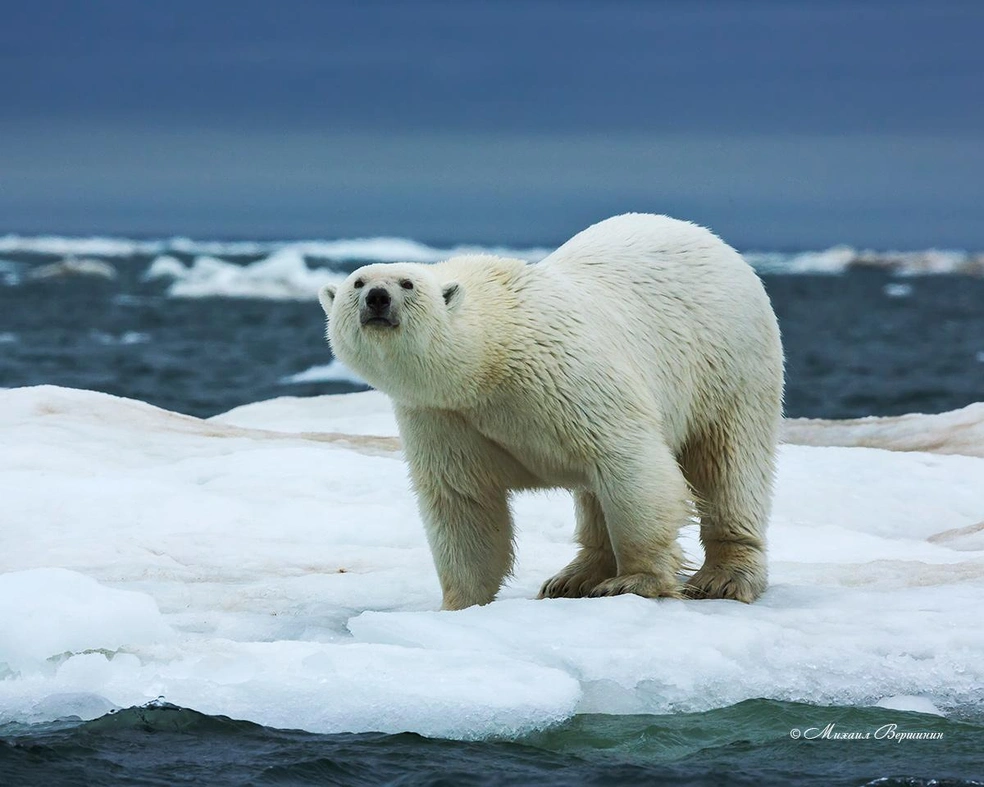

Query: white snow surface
[2,386,984,738]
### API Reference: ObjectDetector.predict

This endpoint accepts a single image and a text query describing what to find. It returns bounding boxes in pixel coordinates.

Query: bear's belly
[465,411,591,490]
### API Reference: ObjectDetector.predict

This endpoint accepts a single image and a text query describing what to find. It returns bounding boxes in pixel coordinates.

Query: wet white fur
[320,214,784,609]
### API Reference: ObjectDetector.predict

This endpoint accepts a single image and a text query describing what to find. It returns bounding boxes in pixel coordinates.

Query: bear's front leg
[396,406,519,610]
[417,484,513,610]
[588,440,690,599]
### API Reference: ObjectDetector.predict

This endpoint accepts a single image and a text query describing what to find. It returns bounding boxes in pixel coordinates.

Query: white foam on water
[1,386,983,738]
[0,259,25,286]
[89,331,151,346]
[883,282,914,298]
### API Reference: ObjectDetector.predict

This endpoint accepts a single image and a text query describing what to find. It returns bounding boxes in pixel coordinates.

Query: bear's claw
[586,572,682,600]
[538,569,608,599]
[684,564,766,603]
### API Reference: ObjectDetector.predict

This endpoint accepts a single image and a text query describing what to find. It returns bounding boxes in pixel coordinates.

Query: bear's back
[526,213,781,449]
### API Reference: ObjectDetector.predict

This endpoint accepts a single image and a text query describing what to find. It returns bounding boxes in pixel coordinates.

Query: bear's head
[319,263,467,406]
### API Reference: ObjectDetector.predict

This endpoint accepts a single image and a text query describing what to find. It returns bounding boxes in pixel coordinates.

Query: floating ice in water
[89,331,151,346]
[874,695,946,717]
[883,282,913,298]
[279,361,366,386]
[0,332,17,344]
[1,386,983,738]
[787,245,858,274]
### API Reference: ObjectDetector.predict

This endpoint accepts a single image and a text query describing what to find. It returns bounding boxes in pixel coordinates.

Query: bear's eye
[353,279,365,289]
[400,279,414,290]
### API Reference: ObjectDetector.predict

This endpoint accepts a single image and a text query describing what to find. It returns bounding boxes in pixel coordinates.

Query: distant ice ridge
[141,243,984,299]
[744,246,984,275]
[1,386,983,738]
[144,249,343,300]
[1,234,982,293]
[141,240,552,299]
[0,234,552,264]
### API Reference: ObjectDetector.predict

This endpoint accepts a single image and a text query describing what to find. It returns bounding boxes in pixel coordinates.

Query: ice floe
[1,386,982,738]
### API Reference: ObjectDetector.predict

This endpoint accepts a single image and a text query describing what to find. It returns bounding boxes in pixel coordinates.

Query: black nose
[365,287,391,312]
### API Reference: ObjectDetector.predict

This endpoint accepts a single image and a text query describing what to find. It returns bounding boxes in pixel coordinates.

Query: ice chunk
[0,568,171,674]
[28,258,118,280]
[280,360,366,386]
[874,695,946,717]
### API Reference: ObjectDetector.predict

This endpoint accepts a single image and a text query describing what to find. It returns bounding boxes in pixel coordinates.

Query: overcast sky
[2,0,982,247]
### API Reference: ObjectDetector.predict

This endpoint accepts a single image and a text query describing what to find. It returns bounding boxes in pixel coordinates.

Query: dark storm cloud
[3,0,982,134]
[1,0,982,245]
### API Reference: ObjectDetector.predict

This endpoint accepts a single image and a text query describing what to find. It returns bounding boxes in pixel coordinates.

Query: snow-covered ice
[1,386,983,738]
[783,402,984,458]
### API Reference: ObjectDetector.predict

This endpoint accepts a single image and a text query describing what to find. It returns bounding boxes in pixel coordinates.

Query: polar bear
[319,214,783,610]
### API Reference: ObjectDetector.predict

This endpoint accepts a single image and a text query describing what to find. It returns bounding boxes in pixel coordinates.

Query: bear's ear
[442,281,463,311]
[318,284,337,316]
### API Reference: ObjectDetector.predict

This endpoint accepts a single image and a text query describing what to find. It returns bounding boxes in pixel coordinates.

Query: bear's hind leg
[588,441,688,600]
[680,417,776,603]
[539,491,617,598]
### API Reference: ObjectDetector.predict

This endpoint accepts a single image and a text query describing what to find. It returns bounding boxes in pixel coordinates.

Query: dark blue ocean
[1,238,983,786]
[1,240,982,420]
